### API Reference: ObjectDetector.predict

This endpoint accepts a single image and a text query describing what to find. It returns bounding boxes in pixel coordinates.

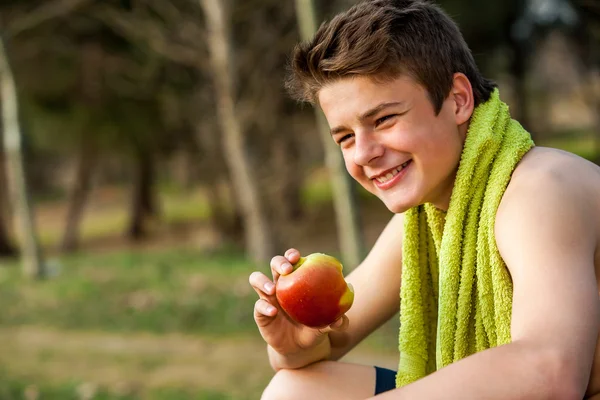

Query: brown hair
[286,0,496,114]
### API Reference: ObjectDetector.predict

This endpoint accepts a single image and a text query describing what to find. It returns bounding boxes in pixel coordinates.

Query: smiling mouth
[373,160,411,184]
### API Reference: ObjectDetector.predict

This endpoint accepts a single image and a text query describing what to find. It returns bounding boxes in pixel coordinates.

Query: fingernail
[282,263,292,273]
[267,306,275,314]
[264,282,274,293]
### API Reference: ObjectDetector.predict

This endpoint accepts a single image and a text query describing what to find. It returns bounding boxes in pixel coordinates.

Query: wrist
[268,334,332,371]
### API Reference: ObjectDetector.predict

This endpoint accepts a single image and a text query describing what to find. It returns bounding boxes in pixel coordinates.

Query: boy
[248,0,600,398]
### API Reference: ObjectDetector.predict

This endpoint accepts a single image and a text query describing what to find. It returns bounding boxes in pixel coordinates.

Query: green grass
[0,240,398,399]
[0,378,135,400]
[0,377,240,400]
[0,248,276,398]
[0,247,265,337]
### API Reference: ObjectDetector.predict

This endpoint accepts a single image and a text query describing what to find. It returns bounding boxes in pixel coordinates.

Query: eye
[375,114,397,127]
[337,133,354,145]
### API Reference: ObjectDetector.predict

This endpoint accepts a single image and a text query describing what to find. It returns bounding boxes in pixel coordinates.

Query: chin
[382,198,417,214]
[379,188,425,214]
[387,204,412,214]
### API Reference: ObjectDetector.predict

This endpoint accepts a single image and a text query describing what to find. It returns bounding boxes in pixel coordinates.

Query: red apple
[275,253,354,328]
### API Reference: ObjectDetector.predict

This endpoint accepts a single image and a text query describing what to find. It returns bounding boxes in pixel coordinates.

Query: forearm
[369,341,577,400]
[267,335,332,371]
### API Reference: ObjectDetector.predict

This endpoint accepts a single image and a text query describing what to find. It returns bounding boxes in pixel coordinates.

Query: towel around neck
[396,89,535,387]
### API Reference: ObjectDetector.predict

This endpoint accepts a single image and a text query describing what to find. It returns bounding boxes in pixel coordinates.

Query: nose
[353,132,384,166]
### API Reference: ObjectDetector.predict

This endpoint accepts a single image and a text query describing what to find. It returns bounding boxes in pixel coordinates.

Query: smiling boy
[248,0,600,399]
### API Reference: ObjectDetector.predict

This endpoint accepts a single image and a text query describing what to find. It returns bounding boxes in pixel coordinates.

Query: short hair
[286,0,496,114]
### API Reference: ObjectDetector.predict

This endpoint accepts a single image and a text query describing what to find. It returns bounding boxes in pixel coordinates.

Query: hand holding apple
[275,253,354,328]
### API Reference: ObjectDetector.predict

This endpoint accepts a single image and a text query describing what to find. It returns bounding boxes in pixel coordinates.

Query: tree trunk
[0,38,44,278]
[280,152,303,222]
[193,110,245,243]
[60,137,97,252]
[271,133,303,224]
[0,138,16,257]
[127,149,156,240]
[206,181,243,243]
[0,212,15,256]
[294,0,364,269]
[200,0,275,264]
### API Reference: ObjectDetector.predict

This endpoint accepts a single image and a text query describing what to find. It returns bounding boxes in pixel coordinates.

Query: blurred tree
[95,0,247,244]
[0,0,93,275]
[294,0,364,268]
[60,41,102,251]
[571,0,600,161]
[231,0,304,230]
[0,36,44,277]
[508,0,599,151]
[97,0,318,257]
[8,0,180,245]
[199,0,275,263]
[190,98,244,243]
[0,132,16,256]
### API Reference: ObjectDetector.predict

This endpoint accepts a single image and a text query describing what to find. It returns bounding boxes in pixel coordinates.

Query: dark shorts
[374,366,397,395]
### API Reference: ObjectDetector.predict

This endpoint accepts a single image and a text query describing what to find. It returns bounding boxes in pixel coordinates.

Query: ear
[451,73,475,126]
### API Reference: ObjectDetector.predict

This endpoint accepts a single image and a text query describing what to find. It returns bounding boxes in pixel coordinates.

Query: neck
[428,168,457,211]
[431,121,469,210]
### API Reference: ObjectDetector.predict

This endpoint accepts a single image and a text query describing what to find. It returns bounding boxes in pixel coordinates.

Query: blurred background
[0,0,598,398]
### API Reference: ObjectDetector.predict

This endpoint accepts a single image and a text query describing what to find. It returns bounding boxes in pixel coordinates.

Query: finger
[330,315,349,331]
[249,271,276,298]
[284,248,301,264]
[254,299,278,321]
[270,255,293,279]
[317,315,349,334]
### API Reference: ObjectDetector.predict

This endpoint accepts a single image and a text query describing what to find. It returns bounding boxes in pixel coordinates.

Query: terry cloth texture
[396,89,535,387]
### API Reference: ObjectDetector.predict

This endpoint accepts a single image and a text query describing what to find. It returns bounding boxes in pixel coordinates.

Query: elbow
[532,347,586,400]
[267,345,282,372]
[550,382,585,400]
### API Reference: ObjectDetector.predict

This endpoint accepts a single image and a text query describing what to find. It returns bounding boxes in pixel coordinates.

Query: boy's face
[318,74,467,213]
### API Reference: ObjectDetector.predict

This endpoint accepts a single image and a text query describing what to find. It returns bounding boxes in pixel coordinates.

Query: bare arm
[329,212,405,360]
[369,172,599,399]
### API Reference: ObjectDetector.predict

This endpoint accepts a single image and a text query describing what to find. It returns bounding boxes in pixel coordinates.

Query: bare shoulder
[508,146,600,194]
[495,146,600,261]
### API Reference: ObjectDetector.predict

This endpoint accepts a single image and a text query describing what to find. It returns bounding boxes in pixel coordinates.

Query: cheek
[343,152,370,181]
[343,154,360,177]
[423,122,462,161]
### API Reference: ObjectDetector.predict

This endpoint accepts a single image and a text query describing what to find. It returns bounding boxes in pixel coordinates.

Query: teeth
[375,161,410,184]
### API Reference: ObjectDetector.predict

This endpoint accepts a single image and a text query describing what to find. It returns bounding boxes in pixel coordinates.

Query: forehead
[318,75,423,121]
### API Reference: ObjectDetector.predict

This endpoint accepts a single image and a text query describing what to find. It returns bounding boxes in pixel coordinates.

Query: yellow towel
[396,89,535,387]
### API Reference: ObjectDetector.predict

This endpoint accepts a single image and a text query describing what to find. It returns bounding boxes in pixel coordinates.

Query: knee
[261,363,327,400]
[261,368,303,400]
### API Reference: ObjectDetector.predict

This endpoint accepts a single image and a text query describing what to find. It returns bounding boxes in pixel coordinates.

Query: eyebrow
[330,101,405,136]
